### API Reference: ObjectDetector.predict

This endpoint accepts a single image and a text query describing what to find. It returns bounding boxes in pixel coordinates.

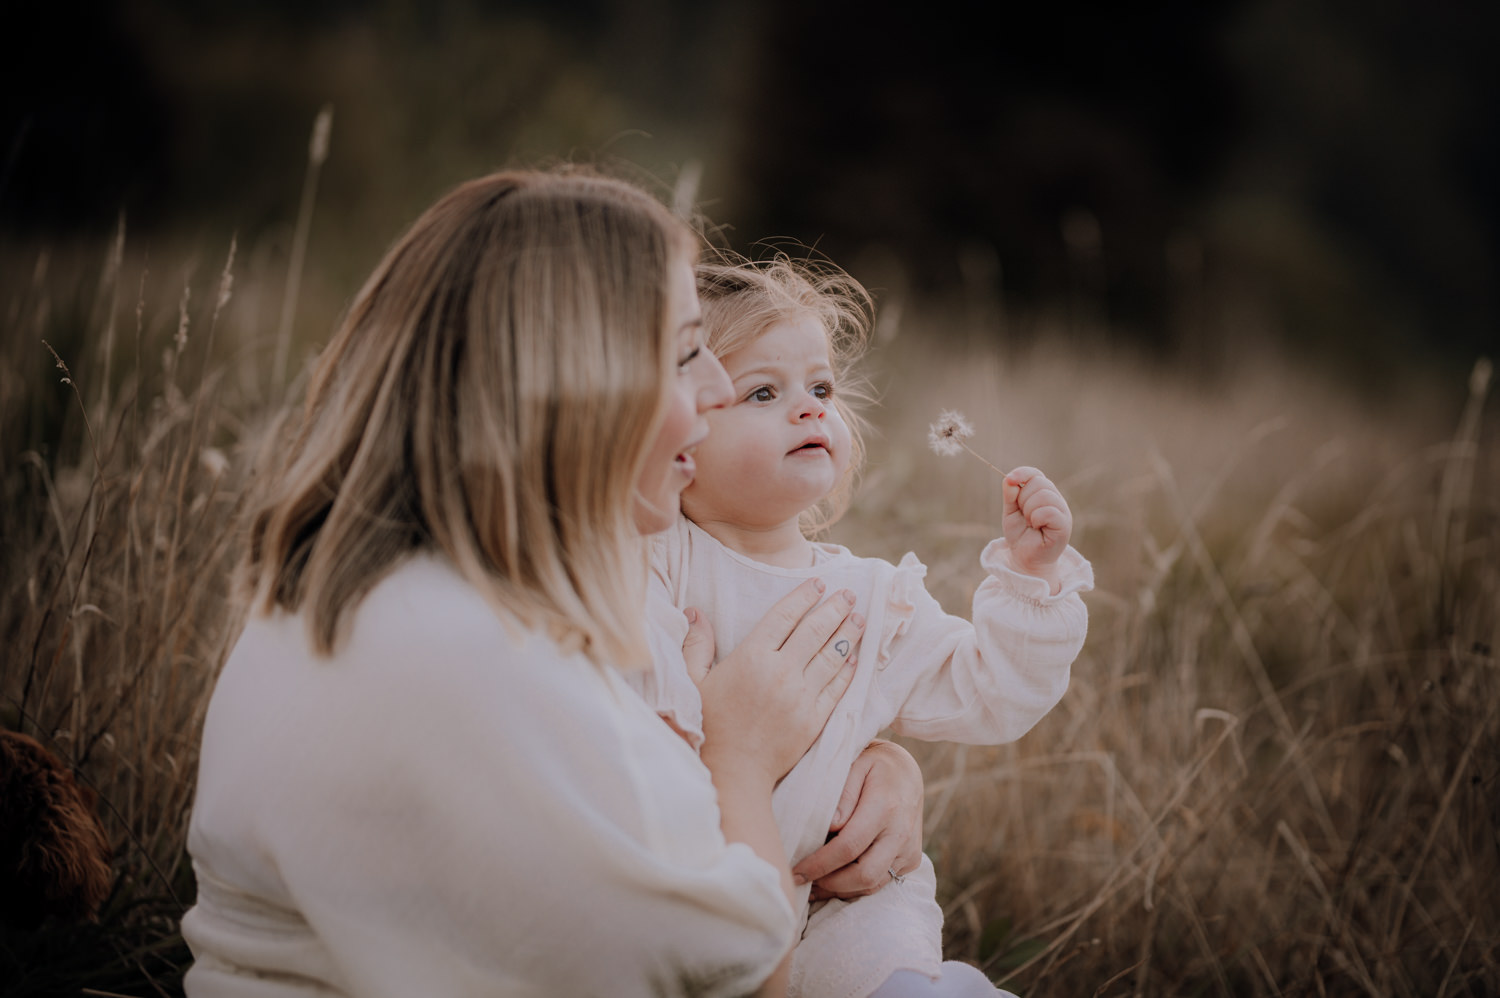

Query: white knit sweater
[182,552,794,997]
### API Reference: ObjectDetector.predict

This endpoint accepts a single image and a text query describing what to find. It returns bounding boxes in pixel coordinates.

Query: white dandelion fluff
[928,409,975,457]
[201,447,230,479]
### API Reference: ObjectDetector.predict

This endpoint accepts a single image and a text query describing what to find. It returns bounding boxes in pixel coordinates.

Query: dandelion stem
[958,440,1007,478]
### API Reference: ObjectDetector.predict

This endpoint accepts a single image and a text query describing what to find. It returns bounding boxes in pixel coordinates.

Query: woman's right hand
[694,579,864,787]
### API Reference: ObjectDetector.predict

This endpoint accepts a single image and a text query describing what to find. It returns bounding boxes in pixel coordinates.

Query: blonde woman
[181,170,923,997]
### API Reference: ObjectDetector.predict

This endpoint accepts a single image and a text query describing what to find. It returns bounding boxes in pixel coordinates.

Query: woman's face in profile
[633,257,732,534]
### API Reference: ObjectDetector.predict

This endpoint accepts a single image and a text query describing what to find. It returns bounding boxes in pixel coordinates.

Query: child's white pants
[868,961,1018,997]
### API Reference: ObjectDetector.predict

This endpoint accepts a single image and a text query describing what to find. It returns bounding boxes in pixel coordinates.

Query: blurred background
[3,0,1496,391]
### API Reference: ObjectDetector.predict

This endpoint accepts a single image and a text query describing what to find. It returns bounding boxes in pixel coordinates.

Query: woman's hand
[1003,466,1072,594]
[695,579,864,788]
[791,739,925,900]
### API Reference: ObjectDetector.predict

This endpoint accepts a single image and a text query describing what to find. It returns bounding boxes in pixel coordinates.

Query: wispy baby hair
[696,250,875,534]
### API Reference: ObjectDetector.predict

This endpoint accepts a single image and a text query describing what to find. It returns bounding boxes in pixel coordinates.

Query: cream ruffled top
[632,517,1093,998]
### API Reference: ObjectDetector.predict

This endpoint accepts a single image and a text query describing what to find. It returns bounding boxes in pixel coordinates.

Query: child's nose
[797,392,826,419]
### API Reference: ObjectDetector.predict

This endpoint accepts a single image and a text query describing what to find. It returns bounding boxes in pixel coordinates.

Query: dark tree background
[3,0,1496,379]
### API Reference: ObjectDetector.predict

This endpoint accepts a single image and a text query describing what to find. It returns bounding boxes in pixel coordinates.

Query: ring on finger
[888,867,905,884]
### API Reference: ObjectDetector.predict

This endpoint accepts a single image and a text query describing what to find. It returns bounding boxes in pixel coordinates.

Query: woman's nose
[697,350,733,413]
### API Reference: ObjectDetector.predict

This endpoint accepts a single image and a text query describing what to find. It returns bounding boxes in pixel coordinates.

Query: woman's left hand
[790,739,924,900]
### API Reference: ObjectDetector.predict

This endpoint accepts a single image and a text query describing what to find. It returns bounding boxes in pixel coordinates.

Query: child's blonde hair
[696,251,874,534]
[244,168,693,667]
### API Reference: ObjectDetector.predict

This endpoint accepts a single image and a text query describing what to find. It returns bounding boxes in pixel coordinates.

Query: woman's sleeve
[240,601,792,997]
[875,538,1093,743]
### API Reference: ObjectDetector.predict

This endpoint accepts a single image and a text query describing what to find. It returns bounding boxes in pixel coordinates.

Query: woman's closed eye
[677,346,701,371]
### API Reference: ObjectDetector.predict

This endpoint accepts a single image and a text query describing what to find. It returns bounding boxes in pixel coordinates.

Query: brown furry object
[0,730,113,929]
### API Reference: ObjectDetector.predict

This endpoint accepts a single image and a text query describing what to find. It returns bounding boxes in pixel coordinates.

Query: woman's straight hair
[243,169,693,666]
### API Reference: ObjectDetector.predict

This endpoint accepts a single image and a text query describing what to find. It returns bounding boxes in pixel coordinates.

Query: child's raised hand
[1002,466,1071,593]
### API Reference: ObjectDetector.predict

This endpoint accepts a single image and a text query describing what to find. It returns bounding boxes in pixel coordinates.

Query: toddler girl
[632,255,1093,998]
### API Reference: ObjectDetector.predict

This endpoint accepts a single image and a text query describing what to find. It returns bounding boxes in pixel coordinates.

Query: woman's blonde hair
[696,252,874,534]
[244,168,692,666]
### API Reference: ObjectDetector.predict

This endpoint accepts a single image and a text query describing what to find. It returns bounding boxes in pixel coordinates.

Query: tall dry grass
[2,232,265,994]
[2,225,1495,996]
[840,323,1498,995]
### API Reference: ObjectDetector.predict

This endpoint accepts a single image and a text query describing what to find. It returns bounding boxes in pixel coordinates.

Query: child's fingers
[1002,465,1040,511]
[1030,504,1069,538]
[1019,482,1069,523]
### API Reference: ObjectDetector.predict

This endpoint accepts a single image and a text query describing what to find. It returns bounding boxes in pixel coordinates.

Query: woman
[182,169,922,997]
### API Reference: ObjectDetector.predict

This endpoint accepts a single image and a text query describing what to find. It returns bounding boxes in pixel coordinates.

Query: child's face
[681,316,851,531]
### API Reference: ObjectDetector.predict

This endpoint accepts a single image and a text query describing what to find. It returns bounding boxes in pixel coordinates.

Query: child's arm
[876,467,1093,744]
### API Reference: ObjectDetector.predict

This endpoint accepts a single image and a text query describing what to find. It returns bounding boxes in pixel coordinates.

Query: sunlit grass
[2,228,1495,996]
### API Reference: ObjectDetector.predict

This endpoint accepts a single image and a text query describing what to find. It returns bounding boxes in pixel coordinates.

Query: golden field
[2,224,1495,996]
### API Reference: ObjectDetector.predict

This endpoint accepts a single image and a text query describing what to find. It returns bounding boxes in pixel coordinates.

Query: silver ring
[889,868,905,884]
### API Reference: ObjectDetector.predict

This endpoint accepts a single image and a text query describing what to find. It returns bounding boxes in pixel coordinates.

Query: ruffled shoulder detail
[874,552,927,671]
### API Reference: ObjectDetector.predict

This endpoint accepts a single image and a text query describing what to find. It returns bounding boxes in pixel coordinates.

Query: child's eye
[812,382,835,400]
[747,386,776,403]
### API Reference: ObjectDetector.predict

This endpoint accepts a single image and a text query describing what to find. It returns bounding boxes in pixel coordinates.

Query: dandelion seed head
[201,447,229,478]
[927,409,975,457]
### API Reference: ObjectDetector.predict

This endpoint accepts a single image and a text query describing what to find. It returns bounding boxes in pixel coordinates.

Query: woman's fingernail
[851,612,865,629]
[684,607,697,624]
[815,578,827,593]
[841,590,855,606]
[792,873,808,886]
